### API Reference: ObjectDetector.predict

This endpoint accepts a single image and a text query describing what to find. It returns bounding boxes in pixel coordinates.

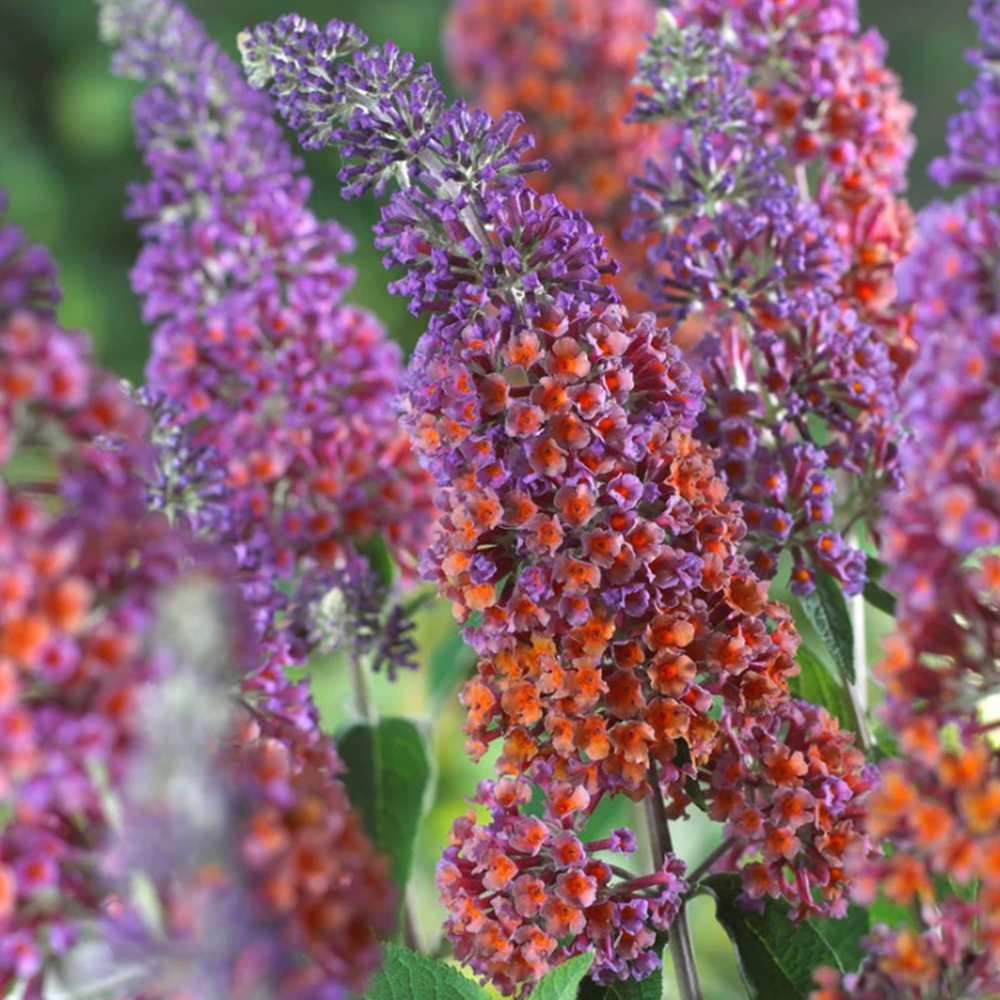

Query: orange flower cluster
[411,296,873,916]
[444,0,661,309]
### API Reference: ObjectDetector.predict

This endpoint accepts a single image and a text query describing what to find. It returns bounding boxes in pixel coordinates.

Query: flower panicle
[100,0,437,668]
[627,15,902,598]
[238,20,876,992]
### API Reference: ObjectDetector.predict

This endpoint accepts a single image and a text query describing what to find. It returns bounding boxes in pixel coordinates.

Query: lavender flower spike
[238,15,616,328]
[99,0,436,671]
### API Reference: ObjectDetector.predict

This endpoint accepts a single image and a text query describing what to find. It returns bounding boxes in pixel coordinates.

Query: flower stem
[688,836,736,886]
[350,652,375,723]
[645,762,704,1000]
[349,650,423,949]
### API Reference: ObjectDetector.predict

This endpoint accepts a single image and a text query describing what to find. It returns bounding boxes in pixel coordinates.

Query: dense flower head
[672,0,916,360]
[99,0,436,665]
[239,16,875,985]
[629,15,901,596]
[0,180,394,999]
[815,4,1000,995]
[708,698,876,919]
[444,0,660,309]
[438,772,685,994]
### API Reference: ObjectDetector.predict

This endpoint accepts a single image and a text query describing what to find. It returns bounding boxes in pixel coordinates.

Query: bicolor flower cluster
[96,585,395,1000]
[444,0,660,310]
[628,14,901,596]
[814,3,1000,997]
[672,0,916,365]
[240,16,875,989]
[0,180,396,998]
[98,0,435,666]
[438,772,686,990]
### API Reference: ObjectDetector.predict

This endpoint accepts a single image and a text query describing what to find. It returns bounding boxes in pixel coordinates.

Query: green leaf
[428,623,476,716]
[863,580,896,617]
[813,906,870,974]
[338,718,433,900]
[577,968,663,1000]
[798,570,855,684]
[866,556,889,582]
[532,953,595,1000]
[358,535,395,588]
[364,944,491,1000]
[704,874,865,1000]
[788,644,859,734]
[863,554,896,616]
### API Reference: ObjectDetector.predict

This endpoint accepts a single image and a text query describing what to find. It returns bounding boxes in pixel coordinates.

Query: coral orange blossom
[0,174,395,998]
[814,2,1000,996]
[240,15,875,996]
[445,0,660,312]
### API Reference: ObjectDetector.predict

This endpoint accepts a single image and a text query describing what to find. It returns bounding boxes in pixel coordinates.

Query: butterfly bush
[97,0,435,668]
[444,0,660,311]
[0,185,395,999]
[671,0,916,363]
[239,17,875,991]
[90,579,395,1000]
[628,13,903,597]
[814,4,1000,996]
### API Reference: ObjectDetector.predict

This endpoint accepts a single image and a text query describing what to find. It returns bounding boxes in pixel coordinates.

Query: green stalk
[645,762,704,1000]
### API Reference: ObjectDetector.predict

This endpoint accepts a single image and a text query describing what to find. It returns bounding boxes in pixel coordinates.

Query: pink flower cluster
[101,0,435,661]
[0,186,395,998]
[438,773,685,992]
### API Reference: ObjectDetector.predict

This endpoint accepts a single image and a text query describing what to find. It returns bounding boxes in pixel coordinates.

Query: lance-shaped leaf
[789,643,859,734]
[703,874,866,999]
[577,967,663,1000]
[532,953,595,1000]
[863,556,897,617]
[798,570,855,684]
[428,623,477,717]
[339,718,433,901]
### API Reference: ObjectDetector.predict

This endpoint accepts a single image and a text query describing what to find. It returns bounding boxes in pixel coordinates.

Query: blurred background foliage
[0,1,975,996]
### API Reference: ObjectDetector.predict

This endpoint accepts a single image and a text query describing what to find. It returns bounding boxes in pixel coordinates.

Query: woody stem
[645,762,704,1000]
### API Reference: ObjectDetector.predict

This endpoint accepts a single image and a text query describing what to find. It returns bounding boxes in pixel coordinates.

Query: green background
[0,1,972,996]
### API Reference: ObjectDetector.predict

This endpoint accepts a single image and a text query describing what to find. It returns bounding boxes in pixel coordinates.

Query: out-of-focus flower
[0,184,394,1000]
[814,3,1000,996]
[98,0,436,667]
[444,0,660,309]
[83,580,396,1000]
